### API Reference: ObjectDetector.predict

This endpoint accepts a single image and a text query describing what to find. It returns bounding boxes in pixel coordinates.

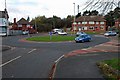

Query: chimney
[14,18,16,24]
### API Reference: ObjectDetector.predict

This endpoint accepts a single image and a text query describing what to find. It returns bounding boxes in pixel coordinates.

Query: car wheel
[88,39,91,42]
[76,41,79,43]
[81,40,84,43]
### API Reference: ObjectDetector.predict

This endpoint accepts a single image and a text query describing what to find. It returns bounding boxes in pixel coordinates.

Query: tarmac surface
[51,36,119,79]
[0,45,11,52]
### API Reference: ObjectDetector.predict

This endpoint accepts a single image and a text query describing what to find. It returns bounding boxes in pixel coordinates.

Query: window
[89,21,94,24]
[0,27,6,33]
[73,26,77,30]
[82,22,87,24]
[82,27,87,30]
[89,26,94,30]
[73,22,77,24]
[100,22,104,24]
[96,22,99,24]
[18,25,22,27]
[78,22,81,24]
[100,26,104,30]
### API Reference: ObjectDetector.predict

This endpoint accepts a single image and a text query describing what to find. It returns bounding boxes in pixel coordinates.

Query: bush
[97,61,120,80]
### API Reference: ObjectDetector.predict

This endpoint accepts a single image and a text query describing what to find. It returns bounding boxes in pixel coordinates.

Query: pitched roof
[75,16,106,22]
[17,18,29,24]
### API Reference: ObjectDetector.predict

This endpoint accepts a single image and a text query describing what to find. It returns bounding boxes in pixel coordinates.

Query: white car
[57,31,67,35]
[22,30,29,35]
[52,29,62,34]
[104,31,117,36]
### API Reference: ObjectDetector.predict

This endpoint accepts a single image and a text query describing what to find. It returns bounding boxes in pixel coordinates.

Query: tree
[30,15,73,32]
[105,11,115,27]
[83,10,91,16]
[113,7,120,20]
[76,12,81,18]
[90,10,99,16]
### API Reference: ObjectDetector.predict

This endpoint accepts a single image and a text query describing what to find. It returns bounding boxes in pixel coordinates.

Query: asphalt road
[2,34,109,78]
[54,52,118,78]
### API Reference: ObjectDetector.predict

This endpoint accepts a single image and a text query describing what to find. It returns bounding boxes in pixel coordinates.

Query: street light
[73,3,76,33]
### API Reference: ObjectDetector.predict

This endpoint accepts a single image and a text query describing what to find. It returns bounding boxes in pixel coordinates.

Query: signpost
[49,32,52,40]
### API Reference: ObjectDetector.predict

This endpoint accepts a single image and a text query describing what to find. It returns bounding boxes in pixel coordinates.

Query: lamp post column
[73,3,76,33]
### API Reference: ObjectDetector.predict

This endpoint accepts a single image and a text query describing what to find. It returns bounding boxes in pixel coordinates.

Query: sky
[0,0,88,22]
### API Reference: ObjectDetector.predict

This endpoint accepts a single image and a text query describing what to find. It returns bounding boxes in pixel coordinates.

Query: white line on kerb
[28,49,36,54]
[55,55,64,63]
[0,56,21,67]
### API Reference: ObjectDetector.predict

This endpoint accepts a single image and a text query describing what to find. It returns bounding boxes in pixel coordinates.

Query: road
[54,52,118,78]
[2,34,109,78]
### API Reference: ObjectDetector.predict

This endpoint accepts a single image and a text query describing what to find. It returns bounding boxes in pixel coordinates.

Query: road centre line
[28,49,36,54]
[0,56,21,67]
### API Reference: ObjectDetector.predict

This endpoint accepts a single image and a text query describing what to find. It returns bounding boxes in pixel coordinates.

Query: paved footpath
[50,36,119,79]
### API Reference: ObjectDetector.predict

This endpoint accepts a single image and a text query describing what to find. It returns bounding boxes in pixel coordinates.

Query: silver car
[104,31,117,36]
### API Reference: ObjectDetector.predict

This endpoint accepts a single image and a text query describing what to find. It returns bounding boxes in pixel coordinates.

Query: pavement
[49,36,119,79]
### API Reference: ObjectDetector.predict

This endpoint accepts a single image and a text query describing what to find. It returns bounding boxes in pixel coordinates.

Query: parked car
[22,30,29,35]
[57,31,67,35]
[76,31,87,36]
[104,31,117,36]
[52,29,62,34]
[75,34,92,43]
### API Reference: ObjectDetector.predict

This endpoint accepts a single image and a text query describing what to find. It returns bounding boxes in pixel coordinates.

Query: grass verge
[97,58,120,80]
[26,35,75,42]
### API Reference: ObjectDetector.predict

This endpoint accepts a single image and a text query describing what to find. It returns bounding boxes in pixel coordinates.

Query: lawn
[26,35,75,42]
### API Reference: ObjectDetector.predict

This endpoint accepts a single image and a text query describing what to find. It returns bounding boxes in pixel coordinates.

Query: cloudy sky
[0,0,88,22]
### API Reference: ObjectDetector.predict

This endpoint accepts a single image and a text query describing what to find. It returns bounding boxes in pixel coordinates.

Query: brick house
[72,16,106,32]
[0,9,9,36]
[12,18,36,34]
[115,17,120,29]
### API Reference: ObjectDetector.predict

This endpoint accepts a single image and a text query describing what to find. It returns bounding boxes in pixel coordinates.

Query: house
[12,18,36,34]
[115,17,120,29]
[72,16,106,32]
[0,9,9,36]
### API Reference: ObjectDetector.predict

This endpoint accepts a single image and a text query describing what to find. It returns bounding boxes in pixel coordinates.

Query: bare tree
[83,0,120,15]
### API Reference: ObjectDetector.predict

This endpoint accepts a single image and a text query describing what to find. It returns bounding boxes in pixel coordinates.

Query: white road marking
[28,49,36,54]
[0,56,21,67]
[11,47,16,50]
[55,55,64,63]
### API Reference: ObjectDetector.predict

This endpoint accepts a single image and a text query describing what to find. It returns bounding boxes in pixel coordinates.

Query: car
[75,34,92,43]
[104,31,117,36]
[52,29,62,34]
[76,31,87,36]
[57,31,67,35]
[22,30,29,35]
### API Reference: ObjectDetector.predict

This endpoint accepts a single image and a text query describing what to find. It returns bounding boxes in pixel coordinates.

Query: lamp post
[73,3,76,34]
